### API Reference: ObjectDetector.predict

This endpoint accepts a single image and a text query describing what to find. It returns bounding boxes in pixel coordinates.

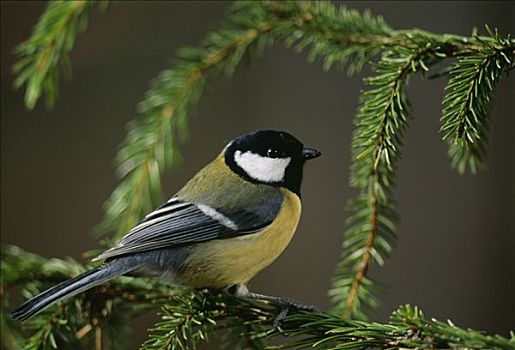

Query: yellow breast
[175,188,302,289]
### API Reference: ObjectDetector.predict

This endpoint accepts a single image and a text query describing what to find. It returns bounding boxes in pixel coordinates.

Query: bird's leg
[224,284,318,328]
[245,291,318,312]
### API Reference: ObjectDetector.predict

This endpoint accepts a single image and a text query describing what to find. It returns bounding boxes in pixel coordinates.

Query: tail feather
[11,260,137,321]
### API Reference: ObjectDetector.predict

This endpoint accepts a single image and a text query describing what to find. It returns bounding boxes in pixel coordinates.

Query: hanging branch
[441,28,515,174]
[13,0,108,110]
[330,38,456,318]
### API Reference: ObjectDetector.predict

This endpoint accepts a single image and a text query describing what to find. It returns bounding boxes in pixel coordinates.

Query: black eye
[266,148,280,158]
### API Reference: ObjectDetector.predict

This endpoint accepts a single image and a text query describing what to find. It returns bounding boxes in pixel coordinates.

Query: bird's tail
[11,259,137,322]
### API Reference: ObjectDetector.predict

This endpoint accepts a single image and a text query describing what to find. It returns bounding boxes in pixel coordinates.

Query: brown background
[1,1,514,348]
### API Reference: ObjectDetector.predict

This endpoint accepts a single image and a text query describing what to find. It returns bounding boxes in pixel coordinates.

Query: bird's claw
[271,297,319,329]
[231,287,319,329]
[273,303,290,329]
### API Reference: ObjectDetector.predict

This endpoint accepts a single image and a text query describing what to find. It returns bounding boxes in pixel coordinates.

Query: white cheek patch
[234,150,291,183]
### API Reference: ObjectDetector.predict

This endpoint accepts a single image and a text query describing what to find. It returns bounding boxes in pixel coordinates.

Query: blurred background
[1,1,514,347]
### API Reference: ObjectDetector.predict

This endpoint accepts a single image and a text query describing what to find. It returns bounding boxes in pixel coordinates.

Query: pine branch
[268,304,515,349]
[140,294,219,350]
[13,0,108,110]
[260,1,393,74]
[261,2,510,73]
[330,40,452,319]
[441,28,515,174]
[3,246,513,350]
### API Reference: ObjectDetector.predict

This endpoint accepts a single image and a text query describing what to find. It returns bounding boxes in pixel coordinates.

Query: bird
[11,130,321,322]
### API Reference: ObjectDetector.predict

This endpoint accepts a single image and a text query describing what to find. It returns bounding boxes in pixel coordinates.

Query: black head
[224,130,321,195]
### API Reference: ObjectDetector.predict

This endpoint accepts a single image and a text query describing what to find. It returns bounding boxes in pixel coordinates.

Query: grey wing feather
[94,193,283,261]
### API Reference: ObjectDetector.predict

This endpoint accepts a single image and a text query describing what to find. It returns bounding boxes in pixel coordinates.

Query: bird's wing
[94,194,283,261]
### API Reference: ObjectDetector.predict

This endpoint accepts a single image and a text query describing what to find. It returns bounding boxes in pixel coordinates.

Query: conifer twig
[441,28,515,173]
[13,1,107,109]
[333,42,450,318]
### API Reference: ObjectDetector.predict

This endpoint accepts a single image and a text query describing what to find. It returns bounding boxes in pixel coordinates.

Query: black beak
[302,147,321,160]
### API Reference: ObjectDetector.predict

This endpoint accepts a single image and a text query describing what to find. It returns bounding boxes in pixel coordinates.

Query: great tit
[11,130,321,321]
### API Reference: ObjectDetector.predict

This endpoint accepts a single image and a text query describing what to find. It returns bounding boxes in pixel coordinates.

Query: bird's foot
[244,291,318,329]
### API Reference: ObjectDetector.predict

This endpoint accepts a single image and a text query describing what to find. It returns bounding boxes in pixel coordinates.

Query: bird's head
[224,130,321,195]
